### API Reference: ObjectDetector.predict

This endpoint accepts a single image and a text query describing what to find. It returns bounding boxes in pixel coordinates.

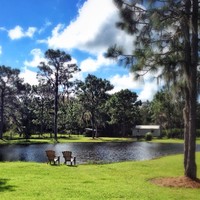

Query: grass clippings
[151,176,200,189]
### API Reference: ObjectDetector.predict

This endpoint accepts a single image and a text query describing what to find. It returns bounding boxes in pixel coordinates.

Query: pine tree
[106,0,199,179]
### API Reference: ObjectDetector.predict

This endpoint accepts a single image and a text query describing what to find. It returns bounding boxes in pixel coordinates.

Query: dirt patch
[151,176,200,189]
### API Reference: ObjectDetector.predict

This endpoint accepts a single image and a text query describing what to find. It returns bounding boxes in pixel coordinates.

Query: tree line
[0,49,143,140]
[1,49,199,141]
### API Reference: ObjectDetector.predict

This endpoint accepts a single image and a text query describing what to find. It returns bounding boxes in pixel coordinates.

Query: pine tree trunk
[91,112,95,139]
[0,91,4,139]
[184,0,198,179]
[183,98,189,170]
[54,73,58,141]
[185,75,197,179]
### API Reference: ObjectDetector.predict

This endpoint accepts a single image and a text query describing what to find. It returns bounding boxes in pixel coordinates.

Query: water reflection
[0,142,199,164]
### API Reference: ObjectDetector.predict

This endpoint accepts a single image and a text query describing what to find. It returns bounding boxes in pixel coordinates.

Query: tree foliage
[150,88,184,131]
[77,74,114,138]
[32,83,54,136]
[16,83,36,139]
[106,89,141,136]
[0,65,24,138]
[37,49,80,140]
[106,0,199,179]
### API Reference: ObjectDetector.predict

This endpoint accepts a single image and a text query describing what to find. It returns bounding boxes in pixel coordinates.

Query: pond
[0,142,200,164]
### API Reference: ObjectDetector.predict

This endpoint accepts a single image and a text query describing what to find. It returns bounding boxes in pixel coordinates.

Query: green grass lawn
[1,130,200,145]
[152,137,200,144]
[0,153,200,200]
[0,135,136,145]
[1,135,200,145]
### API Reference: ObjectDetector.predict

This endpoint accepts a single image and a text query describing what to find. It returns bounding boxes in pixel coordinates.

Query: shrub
[145,132,152,141]
[165,128,183,139]
[196,129,200,137]
[161,128,200,139]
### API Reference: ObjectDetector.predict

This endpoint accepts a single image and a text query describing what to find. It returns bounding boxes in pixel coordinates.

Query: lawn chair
[62,151,76,165]
[45,150,60,165]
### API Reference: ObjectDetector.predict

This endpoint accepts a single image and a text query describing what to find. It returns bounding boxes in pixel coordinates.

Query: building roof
[135,125,160,129]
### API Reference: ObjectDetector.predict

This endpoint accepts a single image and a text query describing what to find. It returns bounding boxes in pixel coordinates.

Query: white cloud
[0,27,6,31]
[9,26,23,39]
[36,0,136,94]
[108,72,163,101]
[46,0,133,55]
[80,57,99,73]
[8,26,37,40]
[20,68,38,85]
[137,80,160,102]
[37,39,47,44]
[41,0,160,101]
[137,69,164,101]
[108,73,142,93]
[0,46,2,55]
[26,27,37,37]
[80,54,113,73]
[38,21,52,34]
[43,0,135,92]
[24,49,45,67]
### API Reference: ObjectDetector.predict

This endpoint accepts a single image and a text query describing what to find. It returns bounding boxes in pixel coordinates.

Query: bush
[196,129,200,137]
[161,128,200,139]
[163,128,183,139]
[145,132,152,141]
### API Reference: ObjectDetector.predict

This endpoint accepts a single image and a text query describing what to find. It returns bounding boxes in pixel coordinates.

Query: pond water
[0,142,200,164]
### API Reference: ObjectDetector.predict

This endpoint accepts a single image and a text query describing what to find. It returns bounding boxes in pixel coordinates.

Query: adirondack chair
[62,151,76,165]
[45,150,60,165]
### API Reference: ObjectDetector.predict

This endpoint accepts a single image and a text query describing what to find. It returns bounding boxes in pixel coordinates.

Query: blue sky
[0,0,161,101]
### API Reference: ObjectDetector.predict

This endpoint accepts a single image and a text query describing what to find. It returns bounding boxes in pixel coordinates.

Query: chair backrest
[62,151,72,160]
[46,150,56,161]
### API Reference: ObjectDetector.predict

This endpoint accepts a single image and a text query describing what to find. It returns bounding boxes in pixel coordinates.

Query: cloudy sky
[0,0,161,101]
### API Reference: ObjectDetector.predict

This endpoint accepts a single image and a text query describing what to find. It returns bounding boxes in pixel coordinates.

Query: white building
[132,125,161,137]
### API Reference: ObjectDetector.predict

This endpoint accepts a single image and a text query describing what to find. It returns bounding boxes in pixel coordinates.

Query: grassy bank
[0,153,200,200]
[0,134,200,145]
[152,137,200,144]
[0,135,136,145]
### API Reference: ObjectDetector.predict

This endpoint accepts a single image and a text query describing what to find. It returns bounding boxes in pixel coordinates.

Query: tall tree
[77,74,113,138]
[59,97,84,136]
[150,88,183,133]
[37,49,80,141]
[106,89,141,136]
[106,0,199,179]
[139,101,152,125]
[0,66,24,139]
[32,82,54,136]
[16,83,36,139]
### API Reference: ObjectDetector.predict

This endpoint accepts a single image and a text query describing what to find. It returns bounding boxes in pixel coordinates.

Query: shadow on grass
[65,165,78,167]
[15,140,50,145]
[47,163,78,167]
[47,164,61,167]
[0,179,15,192]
